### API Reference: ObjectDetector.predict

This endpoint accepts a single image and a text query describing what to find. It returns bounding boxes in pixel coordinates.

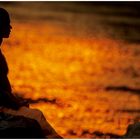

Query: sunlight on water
[2,22,140,138]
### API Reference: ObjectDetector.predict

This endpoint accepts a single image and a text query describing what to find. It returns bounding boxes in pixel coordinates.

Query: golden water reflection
[3,22,140,138]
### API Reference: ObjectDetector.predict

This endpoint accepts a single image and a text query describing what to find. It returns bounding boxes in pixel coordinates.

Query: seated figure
[0,8,62,139]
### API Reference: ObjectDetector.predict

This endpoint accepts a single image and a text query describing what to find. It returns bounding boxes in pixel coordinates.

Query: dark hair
[0,8,9,18]
[0,8,10,39]
[0,8,10,26]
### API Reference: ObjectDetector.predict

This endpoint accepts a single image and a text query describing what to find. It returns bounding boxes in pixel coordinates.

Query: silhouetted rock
[123,122,140,138]
[0,112,45,138]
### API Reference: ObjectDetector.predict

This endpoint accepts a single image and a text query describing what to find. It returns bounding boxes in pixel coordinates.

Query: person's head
[0,8,12,38]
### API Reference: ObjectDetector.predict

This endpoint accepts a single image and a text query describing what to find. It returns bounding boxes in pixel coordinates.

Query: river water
[1,2,140,138]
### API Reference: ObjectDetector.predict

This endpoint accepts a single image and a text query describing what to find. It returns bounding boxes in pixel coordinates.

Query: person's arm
[0,73,29,108]
[0,86,29,110]
[0,87,19,109]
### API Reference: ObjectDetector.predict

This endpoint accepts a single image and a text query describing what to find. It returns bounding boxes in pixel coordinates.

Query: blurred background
[0,2,140,138]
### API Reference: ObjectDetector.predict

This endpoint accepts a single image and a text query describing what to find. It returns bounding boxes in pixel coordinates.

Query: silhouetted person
[0,8,28,110]
[0,8,62,138]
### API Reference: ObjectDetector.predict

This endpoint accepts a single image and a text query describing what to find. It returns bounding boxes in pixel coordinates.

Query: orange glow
[2,22,140,138]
